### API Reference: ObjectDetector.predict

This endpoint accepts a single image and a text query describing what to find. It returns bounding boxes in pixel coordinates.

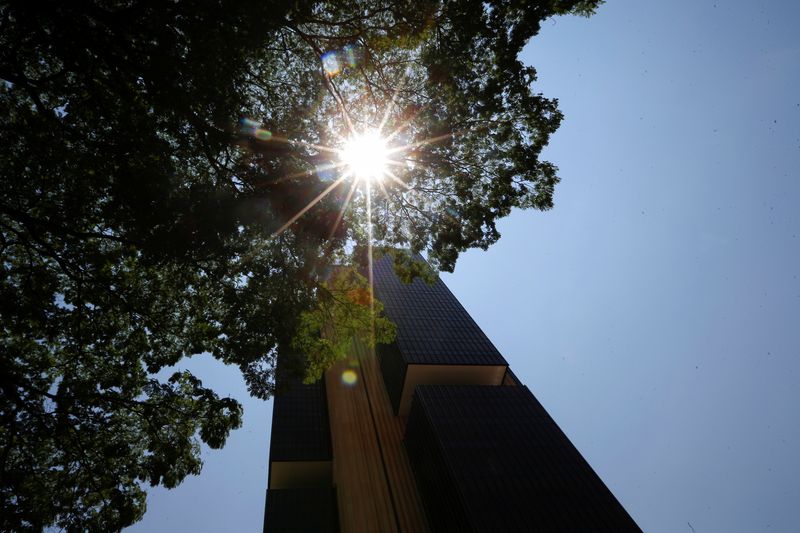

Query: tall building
[263,256,642,532]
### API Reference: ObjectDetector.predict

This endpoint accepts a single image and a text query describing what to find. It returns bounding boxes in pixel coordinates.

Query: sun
[340,129,389,181]
[265,95,451,238]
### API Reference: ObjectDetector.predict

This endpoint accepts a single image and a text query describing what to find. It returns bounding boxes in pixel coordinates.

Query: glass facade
[264,255,641,533]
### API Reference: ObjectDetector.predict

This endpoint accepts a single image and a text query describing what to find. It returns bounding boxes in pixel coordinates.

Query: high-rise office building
[263,256,642,532]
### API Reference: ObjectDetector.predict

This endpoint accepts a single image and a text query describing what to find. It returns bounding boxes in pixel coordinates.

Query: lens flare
[321,44,360,78]
[239,117,272,141]
[343,44,358,68]
[341,369,358,386]
[255,129,272,141]
[340,130,388,181]
[264,83,454,242]
[322,51,340,76]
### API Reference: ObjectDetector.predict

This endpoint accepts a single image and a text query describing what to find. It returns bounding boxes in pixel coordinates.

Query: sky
[128,1,800,532]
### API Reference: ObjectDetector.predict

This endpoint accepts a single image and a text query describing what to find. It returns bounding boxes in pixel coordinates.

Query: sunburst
[265,114,431,239]
[339,129,389,182]
[255,89,453,329]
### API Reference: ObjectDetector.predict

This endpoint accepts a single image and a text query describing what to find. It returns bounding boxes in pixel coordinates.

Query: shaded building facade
[264,256,642,532]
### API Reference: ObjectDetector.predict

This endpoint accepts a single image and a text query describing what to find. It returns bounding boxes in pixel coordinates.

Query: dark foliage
[0,0,601,529]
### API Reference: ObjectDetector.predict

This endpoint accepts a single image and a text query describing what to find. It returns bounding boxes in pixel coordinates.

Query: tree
[0,0,603,529]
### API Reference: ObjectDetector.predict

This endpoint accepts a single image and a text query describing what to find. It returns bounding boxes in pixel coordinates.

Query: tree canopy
[0,0,602,529]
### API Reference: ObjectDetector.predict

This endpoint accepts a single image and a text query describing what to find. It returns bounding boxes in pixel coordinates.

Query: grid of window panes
[372,256,507,366]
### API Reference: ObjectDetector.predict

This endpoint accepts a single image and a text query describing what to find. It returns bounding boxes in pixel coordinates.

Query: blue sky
[129,2,800,532]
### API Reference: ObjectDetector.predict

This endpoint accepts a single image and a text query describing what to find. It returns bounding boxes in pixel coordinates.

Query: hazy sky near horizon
[128,2,800,532]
